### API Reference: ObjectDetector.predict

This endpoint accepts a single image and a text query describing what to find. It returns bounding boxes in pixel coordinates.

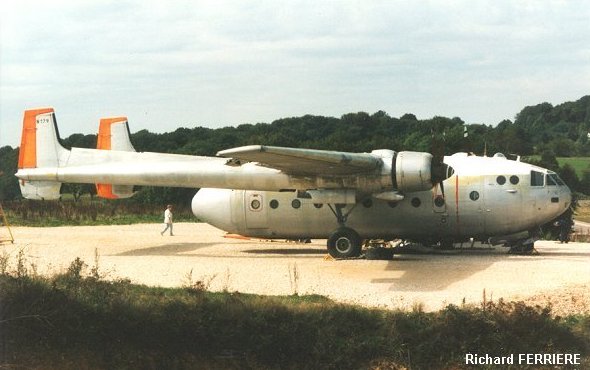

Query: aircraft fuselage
[193,153,571,246]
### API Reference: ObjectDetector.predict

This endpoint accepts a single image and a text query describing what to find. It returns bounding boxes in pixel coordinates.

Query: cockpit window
[548,173,565,186]
[530,171,544,186]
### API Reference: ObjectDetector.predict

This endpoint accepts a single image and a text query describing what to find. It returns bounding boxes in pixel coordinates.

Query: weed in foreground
[183,268,217,296]
[0,255,588,370]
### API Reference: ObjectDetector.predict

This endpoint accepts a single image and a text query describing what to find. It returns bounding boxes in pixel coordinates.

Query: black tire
[508,240,535,254]
[327,227,362,258]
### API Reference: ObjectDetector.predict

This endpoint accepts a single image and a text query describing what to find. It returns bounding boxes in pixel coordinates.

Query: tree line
[1,95,590,205]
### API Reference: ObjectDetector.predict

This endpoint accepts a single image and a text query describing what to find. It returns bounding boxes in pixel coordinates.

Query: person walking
[160,204,174,236]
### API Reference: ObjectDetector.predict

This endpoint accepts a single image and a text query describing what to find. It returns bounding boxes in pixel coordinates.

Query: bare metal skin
[16,109,571,257]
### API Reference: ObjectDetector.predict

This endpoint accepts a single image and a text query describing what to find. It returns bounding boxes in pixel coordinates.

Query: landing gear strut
[325,203,363,258]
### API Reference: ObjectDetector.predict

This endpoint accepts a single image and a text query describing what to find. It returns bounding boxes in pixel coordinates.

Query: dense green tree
[0,146,20,200]
[558,164,579,192]
[61,133,96,149]
[61,183,96,201]
[579,167,590,195]
[538,150,560,172]
[3,95,590,202]
[514,96,590,154]
[550,137,576,157]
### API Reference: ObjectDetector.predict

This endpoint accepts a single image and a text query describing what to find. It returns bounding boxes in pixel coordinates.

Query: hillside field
[557,157,590,177]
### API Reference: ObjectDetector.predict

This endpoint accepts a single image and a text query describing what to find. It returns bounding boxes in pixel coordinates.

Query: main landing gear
[326,203,363,259]
[327,227,362,258]
[506,238,537,254]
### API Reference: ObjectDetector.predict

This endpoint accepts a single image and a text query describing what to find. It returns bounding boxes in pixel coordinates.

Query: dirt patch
[2,223,590,314]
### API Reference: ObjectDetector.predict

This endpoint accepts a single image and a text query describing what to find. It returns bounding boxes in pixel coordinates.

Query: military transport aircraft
[16,108,572,258]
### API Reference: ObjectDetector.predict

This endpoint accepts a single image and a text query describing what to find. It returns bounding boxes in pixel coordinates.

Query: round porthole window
[510,175,519,185]
[434,196,445,207]
[270,199,279,209]
[362,198,373,208]
[411,197,421,207]
[251,199,261,210]
[291,199,301,209]
[497,176,506,185]
[470,191,480,201]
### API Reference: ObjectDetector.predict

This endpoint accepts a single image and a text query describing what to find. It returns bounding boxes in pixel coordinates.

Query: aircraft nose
[564,184,573,208]
[192,188,235,231]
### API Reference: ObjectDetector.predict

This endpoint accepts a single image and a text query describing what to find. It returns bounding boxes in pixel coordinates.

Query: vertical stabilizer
[96,117,136,199]
[17,108,68,200]
[97,117,135,151]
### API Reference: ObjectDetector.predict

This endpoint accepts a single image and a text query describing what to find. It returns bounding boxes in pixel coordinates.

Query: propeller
[430,129,453,203]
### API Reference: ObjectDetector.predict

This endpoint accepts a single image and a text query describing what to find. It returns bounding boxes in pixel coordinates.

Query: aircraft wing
[217,145,381,176]
[16,108,449,200]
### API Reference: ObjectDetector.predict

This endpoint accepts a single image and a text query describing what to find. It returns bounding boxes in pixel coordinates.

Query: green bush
[0,258,588,369]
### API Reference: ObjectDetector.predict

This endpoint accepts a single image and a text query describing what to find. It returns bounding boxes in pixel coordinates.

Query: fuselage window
[496,176,506,185]
[530,171,544,186]
[250,199,261,210]
[411,197,421,208]
[270,199,279,209]
[362,198,373,208]
[510,175,519,185]
[469,191,480,201]
[447,166,455,178]
[291,199,301,209]
[434,196,445,207]
[548,173,565,186]
[546,174,557,186]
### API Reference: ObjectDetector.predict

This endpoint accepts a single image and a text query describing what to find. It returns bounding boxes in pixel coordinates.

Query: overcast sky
[1,1,589,148]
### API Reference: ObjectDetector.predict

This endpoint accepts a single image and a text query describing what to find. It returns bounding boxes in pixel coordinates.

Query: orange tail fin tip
[18,108,55,169]
[97,117,128,150]
[96,116,134,199]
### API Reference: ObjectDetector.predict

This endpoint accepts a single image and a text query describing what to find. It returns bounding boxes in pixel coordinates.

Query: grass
[574,199,590,223]
[0,255,588,369]
[525,156,590,178]
[557,157,590,177]
[2,200,196,227]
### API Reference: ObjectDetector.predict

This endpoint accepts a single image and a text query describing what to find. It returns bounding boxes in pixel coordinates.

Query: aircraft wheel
[327,227,362,258]
[508,239,535,254]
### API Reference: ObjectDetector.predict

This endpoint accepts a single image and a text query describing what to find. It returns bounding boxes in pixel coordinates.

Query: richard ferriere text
[465,353,581,366]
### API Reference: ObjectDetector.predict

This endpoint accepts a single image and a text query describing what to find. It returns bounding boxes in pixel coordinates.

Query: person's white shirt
[164,208,172,224]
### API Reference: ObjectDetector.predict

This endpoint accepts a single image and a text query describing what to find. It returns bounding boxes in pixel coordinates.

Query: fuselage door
[455,176,485,237]
[245,191,269,229]
[484,175,523,234]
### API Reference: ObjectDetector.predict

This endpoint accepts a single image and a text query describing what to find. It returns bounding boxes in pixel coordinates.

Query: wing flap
[217,145,381,176]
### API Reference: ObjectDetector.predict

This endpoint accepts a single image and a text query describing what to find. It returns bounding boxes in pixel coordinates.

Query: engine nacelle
[393,151,436,193]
